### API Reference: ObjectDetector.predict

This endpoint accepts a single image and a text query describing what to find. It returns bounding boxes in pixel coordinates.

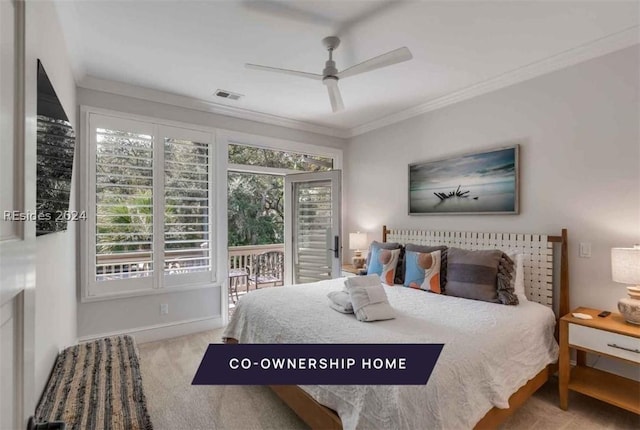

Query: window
[95,127,154,282]
[228,144,333,172]
[84,113,216,298]
[227,172,284,246]
[227,142,335,248]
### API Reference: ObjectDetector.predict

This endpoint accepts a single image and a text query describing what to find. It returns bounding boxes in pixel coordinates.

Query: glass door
[284,170,341,284]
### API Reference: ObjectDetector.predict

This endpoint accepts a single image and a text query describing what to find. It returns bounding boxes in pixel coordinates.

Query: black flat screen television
[36,60,76,235]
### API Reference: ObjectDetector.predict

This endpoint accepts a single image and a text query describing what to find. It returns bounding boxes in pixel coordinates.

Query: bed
[224,226,569,429]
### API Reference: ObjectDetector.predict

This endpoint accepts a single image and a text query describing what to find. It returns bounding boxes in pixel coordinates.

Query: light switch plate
[160,303,169,315]
[579,242,591,258]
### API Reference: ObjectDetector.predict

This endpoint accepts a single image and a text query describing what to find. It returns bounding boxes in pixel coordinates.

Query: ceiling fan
[246,36,413,113]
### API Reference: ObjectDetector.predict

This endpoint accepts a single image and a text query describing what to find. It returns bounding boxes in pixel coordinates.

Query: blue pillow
[367,246,384,275]
[403,250,442,293]
[367,247,401,285]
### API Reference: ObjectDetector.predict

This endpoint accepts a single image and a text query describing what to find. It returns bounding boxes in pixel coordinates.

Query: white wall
[27,0,78,398]
[346,46,639,310]
[76,87,347,340]
[345,46,639,375]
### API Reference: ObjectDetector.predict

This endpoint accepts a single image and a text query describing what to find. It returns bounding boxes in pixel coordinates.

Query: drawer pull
[607,343,640,354]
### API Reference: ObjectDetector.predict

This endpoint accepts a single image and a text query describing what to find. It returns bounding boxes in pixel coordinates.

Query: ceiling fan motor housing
[323,60,338,78]
[322,36,341,51]
[322,36,340,78]
[322,76,338,86]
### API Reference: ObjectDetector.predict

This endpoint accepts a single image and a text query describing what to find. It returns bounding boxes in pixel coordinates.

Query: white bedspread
[223,277,559,430]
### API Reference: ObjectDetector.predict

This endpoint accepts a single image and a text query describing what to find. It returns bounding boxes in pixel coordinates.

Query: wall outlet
[579,242,591,258]
[160,303,169,315]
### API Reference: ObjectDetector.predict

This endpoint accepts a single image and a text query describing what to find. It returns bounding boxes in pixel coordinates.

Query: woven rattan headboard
[382,226,569,317]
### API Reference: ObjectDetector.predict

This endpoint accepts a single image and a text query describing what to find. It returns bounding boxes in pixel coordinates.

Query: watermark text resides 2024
[3,210,87,222]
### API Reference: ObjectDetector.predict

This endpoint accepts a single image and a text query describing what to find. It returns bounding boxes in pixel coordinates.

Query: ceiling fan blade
[324,79,344,113]
[246,63,323,80]
[337,47,412,80]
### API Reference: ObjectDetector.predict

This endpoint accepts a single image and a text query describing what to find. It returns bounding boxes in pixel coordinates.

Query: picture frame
[408,145,519,215]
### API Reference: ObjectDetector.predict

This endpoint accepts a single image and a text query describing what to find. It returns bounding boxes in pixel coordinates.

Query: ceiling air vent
[214,89,243,101]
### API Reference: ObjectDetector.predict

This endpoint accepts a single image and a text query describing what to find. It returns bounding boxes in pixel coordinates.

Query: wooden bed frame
[227,226,569,430]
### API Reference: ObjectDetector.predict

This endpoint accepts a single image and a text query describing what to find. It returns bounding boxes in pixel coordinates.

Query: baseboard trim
[77,316,224,345]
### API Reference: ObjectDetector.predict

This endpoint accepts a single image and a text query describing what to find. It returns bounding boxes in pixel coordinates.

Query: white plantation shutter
[294,180,333,283]
[95,127,154,283]
[284,170,342,285]
[161,126,214,287]
[85,115,215,298]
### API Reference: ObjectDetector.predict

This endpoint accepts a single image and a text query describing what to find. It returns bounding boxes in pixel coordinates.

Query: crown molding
[78,26,639,140]
[77,76,351,139]
[348,26,640,137]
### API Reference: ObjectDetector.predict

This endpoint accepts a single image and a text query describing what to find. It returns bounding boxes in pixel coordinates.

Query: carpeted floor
[137,329,639,430]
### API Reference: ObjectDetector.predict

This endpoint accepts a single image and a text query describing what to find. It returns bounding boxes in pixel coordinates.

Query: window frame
[219,129,343,173]
[80,107,223,302]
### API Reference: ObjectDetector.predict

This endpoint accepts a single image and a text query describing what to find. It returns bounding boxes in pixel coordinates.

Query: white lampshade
[349,232,368,251]
[612,246,640,286]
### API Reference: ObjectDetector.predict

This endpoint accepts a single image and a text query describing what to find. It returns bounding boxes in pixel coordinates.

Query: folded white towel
[354,302,396,322]
[344,275,395,322]
[327,291,353,314]
[329,301,353,314]
[344,274,382,288]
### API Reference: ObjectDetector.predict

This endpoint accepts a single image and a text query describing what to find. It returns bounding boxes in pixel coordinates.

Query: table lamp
[612,245,640,325]
[349,232,368,269]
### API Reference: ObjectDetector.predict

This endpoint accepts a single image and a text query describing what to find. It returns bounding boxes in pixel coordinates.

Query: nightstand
[559,307,640,414]
[341,264,361,277]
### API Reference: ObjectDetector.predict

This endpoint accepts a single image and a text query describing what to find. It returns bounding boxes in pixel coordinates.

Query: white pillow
[504,251,527,302]
[514,253,527,301]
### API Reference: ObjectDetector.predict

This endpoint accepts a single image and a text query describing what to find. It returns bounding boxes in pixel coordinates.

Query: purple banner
[192,344,443,385]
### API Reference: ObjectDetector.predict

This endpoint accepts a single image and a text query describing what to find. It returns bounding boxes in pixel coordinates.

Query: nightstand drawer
[569,324,640,364]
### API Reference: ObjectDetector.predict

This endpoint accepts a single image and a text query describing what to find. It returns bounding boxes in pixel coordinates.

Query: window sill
[81,281,221,303]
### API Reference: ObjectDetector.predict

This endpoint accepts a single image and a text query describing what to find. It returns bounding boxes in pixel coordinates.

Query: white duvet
[223,277,559,430]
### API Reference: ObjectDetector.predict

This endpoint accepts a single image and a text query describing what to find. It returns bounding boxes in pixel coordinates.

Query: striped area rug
[35,335,153,430]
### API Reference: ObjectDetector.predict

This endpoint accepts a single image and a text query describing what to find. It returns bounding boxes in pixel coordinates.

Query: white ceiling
[55,0,639,135]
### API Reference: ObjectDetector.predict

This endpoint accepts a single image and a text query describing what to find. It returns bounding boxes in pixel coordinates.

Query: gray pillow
[497,253,519,305]
[405,244,448,291]
[445,247,502,303]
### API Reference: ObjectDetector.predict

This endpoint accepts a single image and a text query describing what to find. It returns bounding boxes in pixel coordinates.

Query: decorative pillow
[366,247,400,286]
[497,253,519,305]
[500,250,527,301]
[405,244,448,291]
[365,241,402,283]
[403,250,442,293]
[446,248,510,304]
[365,241,400,266]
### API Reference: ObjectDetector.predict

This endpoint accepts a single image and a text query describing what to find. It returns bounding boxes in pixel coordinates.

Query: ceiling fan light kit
[246,36,412,113]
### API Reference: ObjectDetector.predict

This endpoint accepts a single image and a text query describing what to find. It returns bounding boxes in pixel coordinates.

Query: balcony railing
[95,244,284,286]
[228,244,284,270]
[228,244,284,298]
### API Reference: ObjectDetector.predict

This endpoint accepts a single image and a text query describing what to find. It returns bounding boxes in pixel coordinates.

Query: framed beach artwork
[408,145,519,215]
